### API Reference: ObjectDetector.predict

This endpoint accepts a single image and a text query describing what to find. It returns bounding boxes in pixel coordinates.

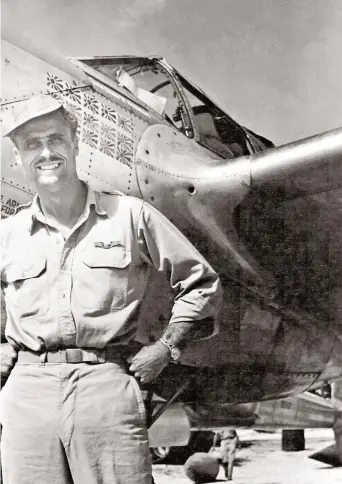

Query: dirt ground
[152,429,341,484]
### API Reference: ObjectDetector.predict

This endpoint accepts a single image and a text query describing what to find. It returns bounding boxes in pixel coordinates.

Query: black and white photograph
[1,1,342,483]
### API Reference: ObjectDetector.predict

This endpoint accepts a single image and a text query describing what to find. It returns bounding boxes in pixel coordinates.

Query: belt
[17,347,127,365]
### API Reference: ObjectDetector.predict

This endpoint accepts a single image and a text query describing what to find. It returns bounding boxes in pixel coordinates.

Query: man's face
[12,110,79,190]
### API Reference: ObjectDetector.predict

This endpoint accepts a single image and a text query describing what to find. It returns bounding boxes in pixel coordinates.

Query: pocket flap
[83,244,131,269]
[5,258,47,283]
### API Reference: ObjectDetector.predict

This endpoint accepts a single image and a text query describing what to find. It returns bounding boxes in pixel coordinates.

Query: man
[212,429,240,480]
[0,95,222,484]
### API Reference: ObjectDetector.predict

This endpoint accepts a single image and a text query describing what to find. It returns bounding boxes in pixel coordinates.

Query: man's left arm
[129,321,206,382]
[129,202,223,383]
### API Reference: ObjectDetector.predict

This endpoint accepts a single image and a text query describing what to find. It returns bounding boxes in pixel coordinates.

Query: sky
[2,0,342,144]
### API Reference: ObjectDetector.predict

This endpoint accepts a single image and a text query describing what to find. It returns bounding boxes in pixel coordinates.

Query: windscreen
[79,58,182,124]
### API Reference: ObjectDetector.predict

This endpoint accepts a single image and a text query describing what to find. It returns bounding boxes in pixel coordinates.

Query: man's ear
[13,147,22,167]
[74,136,79,157]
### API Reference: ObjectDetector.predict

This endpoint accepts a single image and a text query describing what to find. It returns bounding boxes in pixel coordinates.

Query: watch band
[159,337,181,361]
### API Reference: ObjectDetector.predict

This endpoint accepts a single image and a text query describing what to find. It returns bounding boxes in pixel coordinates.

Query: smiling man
[0,95,222,484]
[8,101,86,235]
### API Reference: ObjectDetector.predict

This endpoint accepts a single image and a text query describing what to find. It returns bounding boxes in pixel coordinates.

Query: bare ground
[152,429,341,484]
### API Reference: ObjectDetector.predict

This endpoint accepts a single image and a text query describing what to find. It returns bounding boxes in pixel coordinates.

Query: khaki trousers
[0,359,151,484]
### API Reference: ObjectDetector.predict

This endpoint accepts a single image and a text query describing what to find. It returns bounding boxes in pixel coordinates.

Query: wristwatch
[159,337,181,361]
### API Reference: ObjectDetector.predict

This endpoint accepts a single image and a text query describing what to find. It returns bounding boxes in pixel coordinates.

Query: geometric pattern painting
[46,73,134,167]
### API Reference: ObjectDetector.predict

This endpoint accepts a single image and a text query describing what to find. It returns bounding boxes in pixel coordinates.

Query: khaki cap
[3,95,63,138]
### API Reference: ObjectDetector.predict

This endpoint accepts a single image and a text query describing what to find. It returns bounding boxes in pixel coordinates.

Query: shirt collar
[20,185,107,235]
[91,189,107,216]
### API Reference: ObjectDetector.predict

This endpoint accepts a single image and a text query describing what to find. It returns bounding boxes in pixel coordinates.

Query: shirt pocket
[4,257,48,320]
[76,243,132,311]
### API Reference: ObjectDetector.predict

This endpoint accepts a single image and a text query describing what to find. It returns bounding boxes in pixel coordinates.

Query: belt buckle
[65,348,83,363]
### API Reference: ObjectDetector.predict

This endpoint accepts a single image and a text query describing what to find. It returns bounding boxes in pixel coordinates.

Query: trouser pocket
[129,376,147,424]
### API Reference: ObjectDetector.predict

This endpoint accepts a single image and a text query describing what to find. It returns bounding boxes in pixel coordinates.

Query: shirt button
[56,239,60,244]
[62,294,66,299]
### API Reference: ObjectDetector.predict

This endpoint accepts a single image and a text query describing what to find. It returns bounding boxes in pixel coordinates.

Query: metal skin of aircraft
[149,388,341,463]
[1,30,342,458]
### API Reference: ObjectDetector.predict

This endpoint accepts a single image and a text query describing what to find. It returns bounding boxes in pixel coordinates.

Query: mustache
[33,152,64,166]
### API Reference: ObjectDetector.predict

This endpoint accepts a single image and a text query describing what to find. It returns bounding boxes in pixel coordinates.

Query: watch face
[171,347,181,361]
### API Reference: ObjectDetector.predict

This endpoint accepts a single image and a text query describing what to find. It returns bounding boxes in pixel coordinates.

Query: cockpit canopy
[74,55,273,158]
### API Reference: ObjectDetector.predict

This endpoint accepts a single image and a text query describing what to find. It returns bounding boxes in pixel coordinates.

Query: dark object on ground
[281,430,305,451]
[309,444,342,467]
[184,452,220,483]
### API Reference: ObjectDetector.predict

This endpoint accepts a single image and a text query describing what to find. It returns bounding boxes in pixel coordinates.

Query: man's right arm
[1,222,18,388]
[1,343,18,389]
